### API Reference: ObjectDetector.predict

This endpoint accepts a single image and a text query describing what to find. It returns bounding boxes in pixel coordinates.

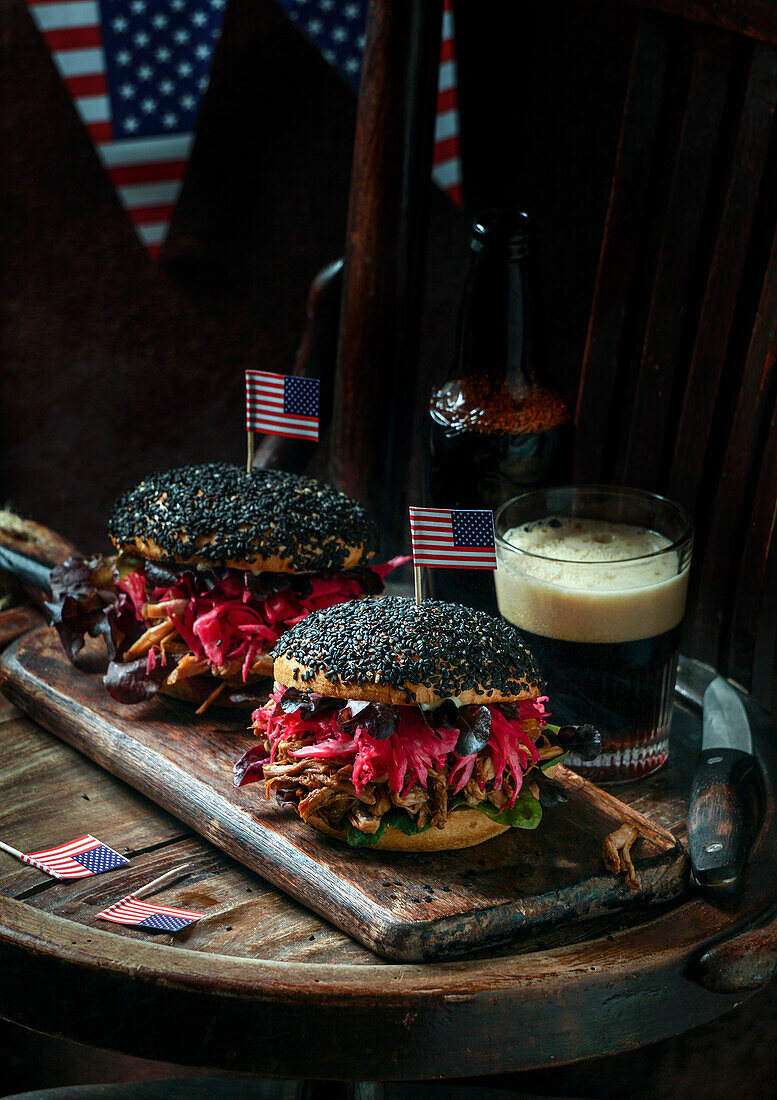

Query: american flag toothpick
[0,834,129,879]
[409,507,497,605]
[245,370,320,471]
[96,864,203,933]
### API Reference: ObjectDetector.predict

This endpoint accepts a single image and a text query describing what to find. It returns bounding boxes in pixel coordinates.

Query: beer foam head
[495,517,689,643]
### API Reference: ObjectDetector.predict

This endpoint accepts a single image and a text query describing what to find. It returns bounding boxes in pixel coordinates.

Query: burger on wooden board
[46,463,405,709]
[235,596,601,850]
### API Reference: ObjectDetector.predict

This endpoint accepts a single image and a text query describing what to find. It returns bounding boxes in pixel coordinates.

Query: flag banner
[275,0,462,205]
[25,0,228,259]
[409,507,497,570]
[96,894,203,931]
[246,370,320,442]
[22,834,129,879]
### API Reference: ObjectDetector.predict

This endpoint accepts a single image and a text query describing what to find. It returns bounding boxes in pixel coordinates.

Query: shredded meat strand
[603,824,640,891]
[261,729,521,834]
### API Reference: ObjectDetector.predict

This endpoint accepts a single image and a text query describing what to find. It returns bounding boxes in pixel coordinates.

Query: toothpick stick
[133,864,189,900]
[0,840,25,861]
[414,564,424,605]
[246,431,255,474]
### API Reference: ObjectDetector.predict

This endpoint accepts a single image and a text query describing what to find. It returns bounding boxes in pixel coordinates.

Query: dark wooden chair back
[573,12,777,712]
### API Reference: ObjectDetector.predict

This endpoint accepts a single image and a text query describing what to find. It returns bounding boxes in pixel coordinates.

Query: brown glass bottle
[427,210,571,611]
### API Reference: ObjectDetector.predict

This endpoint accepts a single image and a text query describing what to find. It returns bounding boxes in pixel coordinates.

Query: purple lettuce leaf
[450,704,493,757]
[233,743,271,787]
[279,687,326,715]
[534,769,567,807]
[555,723,602,761]
[103,592,146,661]
[336,700,401,740]
[45,555,118,660]
[103,656,169,703]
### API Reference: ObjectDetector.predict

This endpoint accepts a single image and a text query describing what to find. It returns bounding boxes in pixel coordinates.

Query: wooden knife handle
[692,908,777,993]
[687,748,756,889]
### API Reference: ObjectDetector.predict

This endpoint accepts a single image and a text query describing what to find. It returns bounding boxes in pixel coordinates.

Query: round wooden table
[1,641,777,1087]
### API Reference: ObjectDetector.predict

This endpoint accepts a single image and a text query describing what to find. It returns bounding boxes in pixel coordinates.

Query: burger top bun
[272,596,544,707]
[314,807,509,852]
[108,463,378,574]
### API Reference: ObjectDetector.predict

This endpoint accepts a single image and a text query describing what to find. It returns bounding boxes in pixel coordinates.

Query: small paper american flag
[96,894,203,931]
[409,507,497,570]
[21,834,129,880]
[245,370,320,442]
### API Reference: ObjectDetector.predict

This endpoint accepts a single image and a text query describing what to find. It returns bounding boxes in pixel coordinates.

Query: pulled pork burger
[235,596,601,850]
[47,463,404,709]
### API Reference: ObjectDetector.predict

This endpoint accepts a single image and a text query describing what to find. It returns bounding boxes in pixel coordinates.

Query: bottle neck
[453,245,546,399]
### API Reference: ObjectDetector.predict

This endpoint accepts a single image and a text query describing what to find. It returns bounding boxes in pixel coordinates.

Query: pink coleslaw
[253,689,548,807]
[117,557,406,681]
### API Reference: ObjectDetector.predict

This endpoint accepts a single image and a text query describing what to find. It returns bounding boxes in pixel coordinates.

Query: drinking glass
[494,486,693,781]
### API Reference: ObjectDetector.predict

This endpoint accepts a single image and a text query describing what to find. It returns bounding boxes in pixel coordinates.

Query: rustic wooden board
[0,627,689,961]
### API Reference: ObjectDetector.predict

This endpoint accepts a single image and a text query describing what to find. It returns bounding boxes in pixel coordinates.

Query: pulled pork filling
[235,686,568,841]
[46,553,407,706]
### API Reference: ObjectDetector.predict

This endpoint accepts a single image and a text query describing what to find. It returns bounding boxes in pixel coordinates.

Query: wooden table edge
[0,888,753,996]
[0,892,755,1078]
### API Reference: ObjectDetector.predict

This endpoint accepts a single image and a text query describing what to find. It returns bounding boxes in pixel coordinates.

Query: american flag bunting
[409,507,497,570]
[246,370,320,442]
[21,834,129,879]
[96,894,203,931]
[25,0,228,259]
[275,0,463,205]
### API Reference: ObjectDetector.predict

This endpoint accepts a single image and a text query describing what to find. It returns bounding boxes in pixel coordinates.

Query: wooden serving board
[0,627,690,961]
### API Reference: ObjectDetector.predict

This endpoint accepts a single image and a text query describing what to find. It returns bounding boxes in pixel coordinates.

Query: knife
[687,675,758,893]
[0,545,52,597]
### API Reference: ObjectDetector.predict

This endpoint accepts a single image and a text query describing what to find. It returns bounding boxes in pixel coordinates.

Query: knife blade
[687,676,757,892]
[0,545,53,596]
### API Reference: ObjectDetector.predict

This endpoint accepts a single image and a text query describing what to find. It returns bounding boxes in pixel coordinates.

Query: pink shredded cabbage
[116,558,405,682]
[252,690,548,803]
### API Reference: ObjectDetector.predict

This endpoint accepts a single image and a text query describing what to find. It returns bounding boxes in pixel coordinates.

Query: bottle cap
[470,210,534,259]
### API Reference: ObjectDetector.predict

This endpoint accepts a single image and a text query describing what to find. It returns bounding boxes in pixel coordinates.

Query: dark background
[1,0,635,552]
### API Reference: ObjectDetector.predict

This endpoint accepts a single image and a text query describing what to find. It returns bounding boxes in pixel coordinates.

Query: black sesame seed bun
[314,811,509,852]
[271,596,544,706]
[108,463,378,573]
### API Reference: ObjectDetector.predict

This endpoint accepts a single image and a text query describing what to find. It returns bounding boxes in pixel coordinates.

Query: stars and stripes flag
[97,894,203,931]
[25,0,228,259]
[20,834,129,879]
[276,0,463,206]
[409,507,497,570]
[246,370,320,442]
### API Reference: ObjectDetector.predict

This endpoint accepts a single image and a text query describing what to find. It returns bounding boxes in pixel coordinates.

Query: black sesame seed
[271,596,544,698]
[108,462,378,572]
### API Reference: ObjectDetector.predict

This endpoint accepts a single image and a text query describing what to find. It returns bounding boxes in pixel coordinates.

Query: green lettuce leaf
[457,786,543,830]
[345,787,543,847]
[540,750,567,771]
[346,807,433,848]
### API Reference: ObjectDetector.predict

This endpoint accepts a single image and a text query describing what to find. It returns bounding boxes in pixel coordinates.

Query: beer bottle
[427,210,571,611]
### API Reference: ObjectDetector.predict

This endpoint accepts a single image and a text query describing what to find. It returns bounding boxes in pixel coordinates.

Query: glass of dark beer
[494,486,693,781]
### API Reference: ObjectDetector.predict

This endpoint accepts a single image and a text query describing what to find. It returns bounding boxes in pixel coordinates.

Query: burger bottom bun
[273,656,539,708]
[312,808,509,851]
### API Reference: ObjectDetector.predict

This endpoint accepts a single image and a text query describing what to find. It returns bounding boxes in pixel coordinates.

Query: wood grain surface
[0,627,689,962]
[2,661,777,1078]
